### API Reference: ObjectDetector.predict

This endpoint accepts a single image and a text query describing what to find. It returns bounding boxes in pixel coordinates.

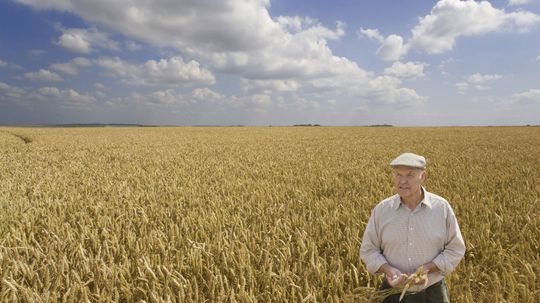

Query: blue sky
[0,0,539,126]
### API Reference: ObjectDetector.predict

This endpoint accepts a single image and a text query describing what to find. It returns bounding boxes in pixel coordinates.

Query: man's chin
[398,189,411,197]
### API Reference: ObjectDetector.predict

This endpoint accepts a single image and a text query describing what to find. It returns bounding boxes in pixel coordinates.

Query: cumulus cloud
[536,54,540,61]
[508,0,531,6]
[51,57,91,75]
[467,73,503,84]
[361,0,540,59]
[0,59,8,67]
[0,82,96,107]
[124,41,141,51]
[358,27,384,43]
[438,58,456,75]
[96,56,215,86]
[32,86,96,106]
[376,35,409,61]
[455,73,503,93]
[196,19,348,80]
[455,82,469,94]
[24,69,64,82]
[0,82,25,99]
[510,89,540,104]
[14,0,423,107]
[410,0,540,53]
[57,27,120,53]
[22,0,279,53]
[118,87,272,113]
[384,61,426,79]
[240,79,300,93]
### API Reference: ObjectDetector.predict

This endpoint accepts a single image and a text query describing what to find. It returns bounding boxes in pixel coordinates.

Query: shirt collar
[393,187,432,210]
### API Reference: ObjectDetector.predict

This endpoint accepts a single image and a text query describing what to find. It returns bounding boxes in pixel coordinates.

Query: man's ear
[421,169,427,181]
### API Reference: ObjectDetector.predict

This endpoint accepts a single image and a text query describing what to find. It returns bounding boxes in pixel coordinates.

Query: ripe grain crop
[0,126,538,302]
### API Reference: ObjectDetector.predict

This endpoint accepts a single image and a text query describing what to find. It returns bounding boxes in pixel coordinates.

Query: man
[360,153,465,303]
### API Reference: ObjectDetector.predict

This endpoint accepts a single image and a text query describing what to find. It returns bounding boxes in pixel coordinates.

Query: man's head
[390,153,426,200]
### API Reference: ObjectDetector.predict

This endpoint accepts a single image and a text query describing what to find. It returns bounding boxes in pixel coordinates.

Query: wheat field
[0,126,538,302]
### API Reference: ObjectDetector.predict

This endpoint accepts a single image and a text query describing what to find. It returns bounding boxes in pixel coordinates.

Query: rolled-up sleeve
[432,205,465,275]
[360,208,388,274]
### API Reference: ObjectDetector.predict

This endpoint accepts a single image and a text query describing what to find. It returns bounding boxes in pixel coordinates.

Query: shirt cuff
[367,255,389,275]
[432,255,447,275]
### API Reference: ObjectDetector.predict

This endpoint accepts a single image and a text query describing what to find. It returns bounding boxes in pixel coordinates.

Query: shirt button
[409,243,412,246]
[410,227,414,230]
[408,258,411,261]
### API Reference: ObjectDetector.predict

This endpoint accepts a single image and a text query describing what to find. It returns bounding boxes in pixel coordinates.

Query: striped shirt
[360,188,465,291]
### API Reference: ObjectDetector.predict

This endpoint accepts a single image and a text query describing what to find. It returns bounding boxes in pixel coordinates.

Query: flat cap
[390,152,426,169]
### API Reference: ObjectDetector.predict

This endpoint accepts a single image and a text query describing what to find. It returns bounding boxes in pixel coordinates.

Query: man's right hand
[386,270,408,287]
[379,264,408,288]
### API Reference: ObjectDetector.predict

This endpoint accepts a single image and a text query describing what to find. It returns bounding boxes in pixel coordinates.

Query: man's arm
[431,204,466,275]
[359,208,388,275]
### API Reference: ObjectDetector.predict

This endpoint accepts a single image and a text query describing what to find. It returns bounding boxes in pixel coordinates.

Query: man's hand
[387,271,408,288]
[409,273,428,287]
[409,264,433,287]
[379,264,407,288]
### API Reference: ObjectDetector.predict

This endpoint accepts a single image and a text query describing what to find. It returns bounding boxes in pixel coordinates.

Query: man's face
[393,166,425,199]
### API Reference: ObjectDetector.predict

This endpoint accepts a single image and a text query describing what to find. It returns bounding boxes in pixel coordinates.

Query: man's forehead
[392,166,424,173]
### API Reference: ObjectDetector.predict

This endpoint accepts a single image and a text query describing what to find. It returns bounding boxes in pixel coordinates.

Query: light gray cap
[390,152,426,169]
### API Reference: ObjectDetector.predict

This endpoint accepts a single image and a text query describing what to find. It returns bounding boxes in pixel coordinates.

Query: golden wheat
[0,126,538,302]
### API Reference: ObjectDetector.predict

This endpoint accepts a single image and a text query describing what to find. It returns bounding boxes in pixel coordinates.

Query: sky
[0,0,539,126]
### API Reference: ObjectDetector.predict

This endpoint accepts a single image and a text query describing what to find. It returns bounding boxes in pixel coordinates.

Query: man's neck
[401,188,424,210]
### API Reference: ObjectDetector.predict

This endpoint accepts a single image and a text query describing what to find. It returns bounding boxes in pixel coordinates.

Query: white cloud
[23,0,279,53]
[455,82,469,94]
[94,83,107,91]
[510,89,540,104]
[125,41,141,51]
[24,69,64,82]
[197,19,348,80]
[289,95,320,110]
[57,27,120,53]
[0,82,97,108]
[51,57,91,75]
[508,0,531,6]
[118,87,270,111]
[14,0,72,10]
[455,73,503,93]
[97,56,215,86]
[14,0,423,108]
[384,61,426,79]
[376,35,408,61]
[438,58,456,75]
[32,86,96,106]
[361,0,540,59]
[276,16,317,33]
[409,0,540,54]
[0,60,8,67]
[467,73,503,84]
[536,54,540,61]
[240,79,300,93]
[0,82,25,99]
[358,27,384,43]
[191,87,225,102]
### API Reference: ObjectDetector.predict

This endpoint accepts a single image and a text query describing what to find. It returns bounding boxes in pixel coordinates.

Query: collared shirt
[360,188,465,291]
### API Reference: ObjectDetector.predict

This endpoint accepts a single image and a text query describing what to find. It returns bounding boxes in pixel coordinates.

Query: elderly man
[360,153,465,303]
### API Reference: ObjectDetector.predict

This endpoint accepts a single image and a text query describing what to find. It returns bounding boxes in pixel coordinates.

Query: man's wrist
[377,263,392,276]
[423,262,440,274]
